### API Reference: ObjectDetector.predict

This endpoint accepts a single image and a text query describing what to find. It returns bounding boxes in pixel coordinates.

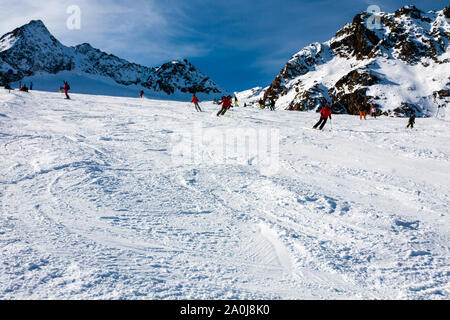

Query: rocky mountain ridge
[261,5,449,117]
[0,20,226,98]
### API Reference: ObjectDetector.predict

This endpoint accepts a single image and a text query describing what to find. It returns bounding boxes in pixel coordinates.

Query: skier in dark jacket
[192,94,202,112]
[217,96,232,117]
[269,98,276,111]
[436,104,445,117]
[407,113,416,129]
[139,90,144,98]
[313,103,332,130]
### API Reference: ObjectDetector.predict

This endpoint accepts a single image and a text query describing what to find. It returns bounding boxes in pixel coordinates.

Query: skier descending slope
[407,112,416,129]
[63,81,71,99]
[313,103,332,130]
[217,96,232,117]
[192,94,202,112]
[139,90,144,98]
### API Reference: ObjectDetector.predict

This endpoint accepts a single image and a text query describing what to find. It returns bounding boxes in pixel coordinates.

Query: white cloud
[0,0,209,66]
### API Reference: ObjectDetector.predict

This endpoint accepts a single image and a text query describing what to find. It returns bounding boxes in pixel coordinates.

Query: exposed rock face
[333,69,380,93]
[445,6,450,19]
[433,89,450,99]
[288,83,330,112]
[393,102,424,117]
[264,43,329,102]
[261,5,450,117]
[329,69,380,114]
[0,20,226,98]
[330,14,381,60]
[72,42,152,86]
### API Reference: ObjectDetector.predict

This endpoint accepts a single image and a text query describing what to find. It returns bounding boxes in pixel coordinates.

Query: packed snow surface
[0,89,449,299]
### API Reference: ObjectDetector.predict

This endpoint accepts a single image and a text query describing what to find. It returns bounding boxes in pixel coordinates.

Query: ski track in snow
[0,89,449,299]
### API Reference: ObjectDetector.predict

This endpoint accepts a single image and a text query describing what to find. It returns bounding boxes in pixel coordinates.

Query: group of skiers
[359,104,379,120]
[312,102,420,130]
[2,81,72,98]
[187,94,426,129]
[3,81,32,93]
[19,81,33,92]
[3,81,439,129]
[5,81,33,92]
[8,80,71,98]
[189,94,237,117]
[315,103,421,130]
[258,98,276,111]
[289,101,310,111]
[9,80,70,98]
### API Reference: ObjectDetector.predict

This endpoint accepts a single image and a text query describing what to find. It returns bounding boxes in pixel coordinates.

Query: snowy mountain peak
[0,20,52,49]
[0,20,73,83]
[73,43,95,52]
[143,58,223,95]
[394,5,424,19]
[445,6,450,18]
[7,19,57,47]
[19,19,49,32]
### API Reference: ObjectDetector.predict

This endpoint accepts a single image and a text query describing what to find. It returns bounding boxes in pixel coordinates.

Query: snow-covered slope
[0,20,227,99]
[0,89,448,299]
[263,5,450,117]
[234,86,267,108]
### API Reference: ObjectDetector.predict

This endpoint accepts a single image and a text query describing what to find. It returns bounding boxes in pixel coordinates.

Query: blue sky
[0,0,448,92]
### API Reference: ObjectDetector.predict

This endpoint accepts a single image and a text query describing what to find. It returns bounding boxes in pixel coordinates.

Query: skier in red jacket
[63,81,71,99]
[217,96,232,117]
[313,103,332,130]
[192,94,202,112]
